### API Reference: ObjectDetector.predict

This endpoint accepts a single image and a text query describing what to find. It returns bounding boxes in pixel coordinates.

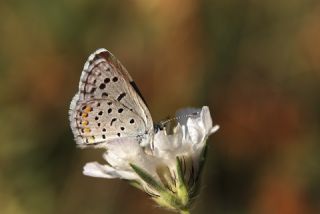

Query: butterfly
[69,49,154,147]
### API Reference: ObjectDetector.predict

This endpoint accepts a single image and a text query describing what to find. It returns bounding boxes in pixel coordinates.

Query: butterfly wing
[69,48,153,147]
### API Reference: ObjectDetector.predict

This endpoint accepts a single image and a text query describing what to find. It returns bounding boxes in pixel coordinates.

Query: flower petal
[210,124,220,135]
[103,138,144,169]
[83,162,117,178]
[101,138,162,180]
[200,106,212,132]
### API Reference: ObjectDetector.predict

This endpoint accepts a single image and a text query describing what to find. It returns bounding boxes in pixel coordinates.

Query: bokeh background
[1,0,320,213]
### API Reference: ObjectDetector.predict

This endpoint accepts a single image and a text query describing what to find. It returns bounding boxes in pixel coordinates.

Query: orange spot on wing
[88,136,95,144]
[84,106,92,113]
[84,128,91,133]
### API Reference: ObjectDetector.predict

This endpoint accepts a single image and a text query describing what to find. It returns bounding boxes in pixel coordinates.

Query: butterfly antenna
[158,111,200,127]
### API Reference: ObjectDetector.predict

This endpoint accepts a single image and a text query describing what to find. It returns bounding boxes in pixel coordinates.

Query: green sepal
[130,163,189,211]
[130,163,166,193]
[196,144,208,182]
[176,157,190,209]
[189,144,208,199]
[128,180,143,191]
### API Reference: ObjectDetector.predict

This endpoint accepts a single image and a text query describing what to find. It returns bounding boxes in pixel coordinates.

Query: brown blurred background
[1,0,320,213]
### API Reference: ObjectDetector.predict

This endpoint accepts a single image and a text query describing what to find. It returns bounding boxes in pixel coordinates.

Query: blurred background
[1,0,320,213]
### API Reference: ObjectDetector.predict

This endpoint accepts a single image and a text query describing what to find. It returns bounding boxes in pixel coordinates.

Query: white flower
[82,106,219,212]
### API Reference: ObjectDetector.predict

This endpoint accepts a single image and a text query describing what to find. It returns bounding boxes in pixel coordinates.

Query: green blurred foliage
[0,0,320,213]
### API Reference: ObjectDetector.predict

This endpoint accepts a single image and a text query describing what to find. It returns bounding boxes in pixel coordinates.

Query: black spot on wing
[117,93,126,101]
[110,118,117,126]
[99,83,106,89]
